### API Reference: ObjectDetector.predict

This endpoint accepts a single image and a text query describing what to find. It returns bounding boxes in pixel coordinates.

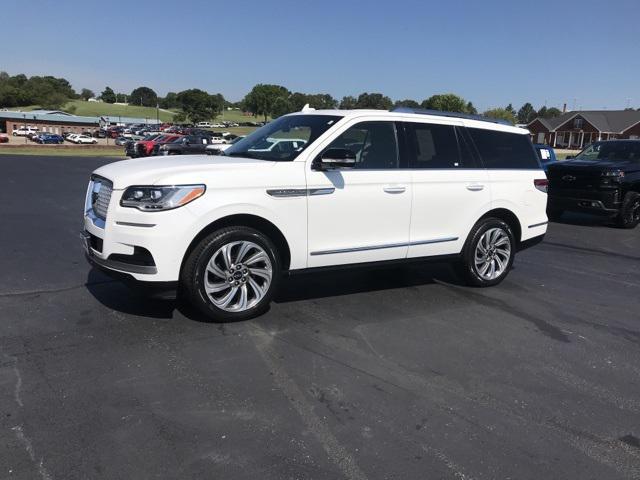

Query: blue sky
[3,0,639,111]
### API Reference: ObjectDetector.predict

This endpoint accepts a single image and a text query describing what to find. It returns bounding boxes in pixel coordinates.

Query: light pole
[23,114,27,144]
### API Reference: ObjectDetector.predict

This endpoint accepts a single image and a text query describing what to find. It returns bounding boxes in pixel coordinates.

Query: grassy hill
[14,100,269,126]
[19,100,176,122]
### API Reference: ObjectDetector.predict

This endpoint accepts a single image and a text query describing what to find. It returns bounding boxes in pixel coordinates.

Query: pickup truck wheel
[456,218,515,287]
[181,226,281,322]
[616,192,640,229]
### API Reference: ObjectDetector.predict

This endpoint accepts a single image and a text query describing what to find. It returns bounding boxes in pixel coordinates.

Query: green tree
[466,101,478,115]
[542,107,562,118]
[129,86,158,107]
[517,102,537,124]
[80,88,95,101]
[421,93,470,113]
[176,89,225,123]
[483,108,516,125]
[159,92,178,109]
[354,92,393,110]
[288,92,338,112]
[101,87,116,103]
[115,92,127,103]
[393,99,420,108]
[505,103,516,116]
[242,84,290,121]
[339,96,357,109]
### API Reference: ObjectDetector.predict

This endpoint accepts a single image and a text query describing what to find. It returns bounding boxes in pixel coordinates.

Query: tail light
[534,179,548,193]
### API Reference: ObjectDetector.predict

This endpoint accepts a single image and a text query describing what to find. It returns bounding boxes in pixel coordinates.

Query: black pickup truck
[547,140,640,228]
[156,135,212,156]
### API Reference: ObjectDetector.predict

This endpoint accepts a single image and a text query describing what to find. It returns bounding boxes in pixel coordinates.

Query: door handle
[383,186,406,194]
[466,184,485,192]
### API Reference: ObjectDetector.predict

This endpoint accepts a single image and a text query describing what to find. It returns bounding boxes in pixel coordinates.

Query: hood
[93,155,277,189]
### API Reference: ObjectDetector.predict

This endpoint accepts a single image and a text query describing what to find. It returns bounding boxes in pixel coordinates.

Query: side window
[467,128,539,169]
[405,122,463,168]
[325,121,398,169]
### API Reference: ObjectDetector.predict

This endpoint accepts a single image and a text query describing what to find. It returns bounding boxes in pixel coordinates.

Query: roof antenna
[301,103,315,112]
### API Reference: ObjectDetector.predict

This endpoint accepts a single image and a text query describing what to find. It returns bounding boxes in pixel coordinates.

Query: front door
[306,121,412,268]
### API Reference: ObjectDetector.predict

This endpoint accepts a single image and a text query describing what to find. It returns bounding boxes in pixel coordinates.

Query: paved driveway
[1,156,639,479]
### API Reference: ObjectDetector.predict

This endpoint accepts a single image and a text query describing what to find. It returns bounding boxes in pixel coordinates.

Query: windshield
[224,114,342,161]
[576,141,640,162]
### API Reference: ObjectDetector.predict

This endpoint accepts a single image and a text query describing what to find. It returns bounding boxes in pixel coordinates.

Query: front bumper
[83,187,199,282]
[548,192,620,215]
[81,231,157,274]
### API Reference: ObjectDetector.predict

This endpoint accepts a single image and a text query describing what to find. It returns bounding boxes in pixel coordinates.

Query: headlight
[120,185,205,211]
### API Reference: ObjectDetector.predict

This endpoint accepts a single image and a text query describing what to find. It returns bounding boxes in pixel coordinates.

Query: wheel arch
[478,208,523,245]
[180,213,292,274]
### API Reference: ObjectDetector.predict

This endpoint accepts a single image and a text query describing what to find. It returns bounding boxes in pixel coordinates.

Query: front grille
[92,177,113,220]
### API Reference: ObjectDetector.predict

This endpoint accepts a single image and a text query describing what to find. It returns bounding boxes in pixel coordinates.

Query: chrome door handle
[383,186,406,194]
[466,184,485,192]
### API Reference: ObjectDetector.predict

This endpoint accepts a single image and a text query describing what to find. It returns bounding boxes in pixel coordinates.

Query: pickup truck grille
[90,177,113,220]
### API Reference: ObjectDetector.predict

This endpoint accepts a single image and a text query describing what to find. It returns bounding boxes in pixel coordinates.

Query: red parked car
[0,133,9,143]
[130,134,182,157]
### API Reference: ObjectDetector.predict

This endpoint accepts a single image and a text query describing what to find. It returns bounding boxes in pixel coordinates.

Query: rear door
[405,121,491,258]
[467,127,547,239]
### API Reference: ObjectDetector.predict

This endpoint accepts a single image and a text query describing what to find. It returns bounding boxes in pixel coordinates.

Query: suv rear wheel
[616,192,640,229]
[457,218,515,287]
[181,226,281,322]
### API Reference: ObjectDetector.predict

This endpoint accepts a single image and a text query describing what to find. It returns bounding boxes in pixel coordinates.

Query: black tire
[456,217,515,287]
[180,226,281,322]
[616,192,640,229]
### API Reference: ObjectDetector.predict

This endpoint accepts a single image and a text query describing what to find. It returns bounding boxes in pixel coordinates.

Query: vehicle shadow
[85,269,176,319]
[273,262,458,303]
[85,262,462,323]
[551,211,615,228]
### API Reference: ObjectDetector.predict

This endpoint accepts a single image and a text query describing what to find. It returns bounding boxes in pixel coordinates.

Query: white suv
[82,108,548,321]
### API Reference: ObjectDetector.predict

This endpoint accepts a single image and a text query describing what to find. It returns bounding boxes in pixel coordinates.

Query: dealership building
[527,110,640,149]
[0,110,161,135]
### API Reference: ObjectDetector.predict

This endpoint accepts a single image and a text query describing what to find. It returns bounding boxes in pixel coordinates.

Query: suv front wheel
[181,226,281,322]
[457,218,515,287]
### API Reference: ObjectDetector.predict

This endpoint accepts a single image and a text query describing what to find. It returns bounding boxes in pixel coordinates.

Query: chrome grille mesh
[92,178,113,220]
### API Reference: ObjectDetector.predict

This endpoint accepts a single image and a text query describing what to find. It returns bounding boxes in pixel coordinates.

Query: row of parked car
[123,132,244,158]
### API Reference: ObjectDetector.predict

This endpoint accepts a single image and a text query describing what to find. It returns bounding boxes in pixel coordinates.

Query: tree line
[238,84,565,125]
[0,71,570,125]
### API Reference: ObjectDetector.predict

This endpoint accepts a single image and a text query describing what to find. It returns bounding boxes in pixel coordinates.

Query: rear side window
[405,122,463,168]
[467,128,539,169]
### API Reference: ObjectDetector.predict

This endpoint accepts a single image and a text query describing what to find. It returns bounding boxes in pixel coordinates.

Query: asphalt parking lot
[1,155,639,479]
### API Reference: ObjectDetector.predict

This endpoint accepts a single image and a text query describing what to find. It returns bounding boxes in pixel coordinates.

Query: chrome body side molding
[310,237,459,256]
[267,188,335,198]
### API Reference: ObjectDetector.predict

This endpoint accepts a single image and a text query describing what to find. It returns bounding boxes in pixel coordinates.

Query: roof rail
[390,107,511,125]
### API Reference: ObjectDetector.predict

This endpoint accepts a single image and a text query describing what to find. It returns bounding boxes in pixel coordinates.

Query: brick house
[527,110,640,149]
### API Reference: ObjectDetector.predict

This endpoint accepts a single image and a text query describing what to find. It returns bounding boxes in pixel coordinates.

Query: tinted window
[324,121,398,169]
[405,122,462,168]
[467,128,539,169]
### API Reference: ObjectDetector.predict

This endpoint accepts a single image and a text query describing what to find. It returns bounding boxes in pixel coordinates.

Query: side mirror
[565,155,574,159]
[314,148,356,170]
[183,138,190,145]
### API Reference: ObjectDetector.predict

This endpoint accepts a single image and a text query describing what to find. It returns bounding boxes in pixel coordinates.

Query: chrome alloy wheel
[474,228,512,281]
[203,241,272,312]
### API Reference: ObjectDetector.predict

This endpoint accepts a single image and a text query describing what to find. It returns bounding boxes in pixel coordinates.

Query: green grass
[14,102,266,125]
[0,147,125,157]
[18,100,176,122]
